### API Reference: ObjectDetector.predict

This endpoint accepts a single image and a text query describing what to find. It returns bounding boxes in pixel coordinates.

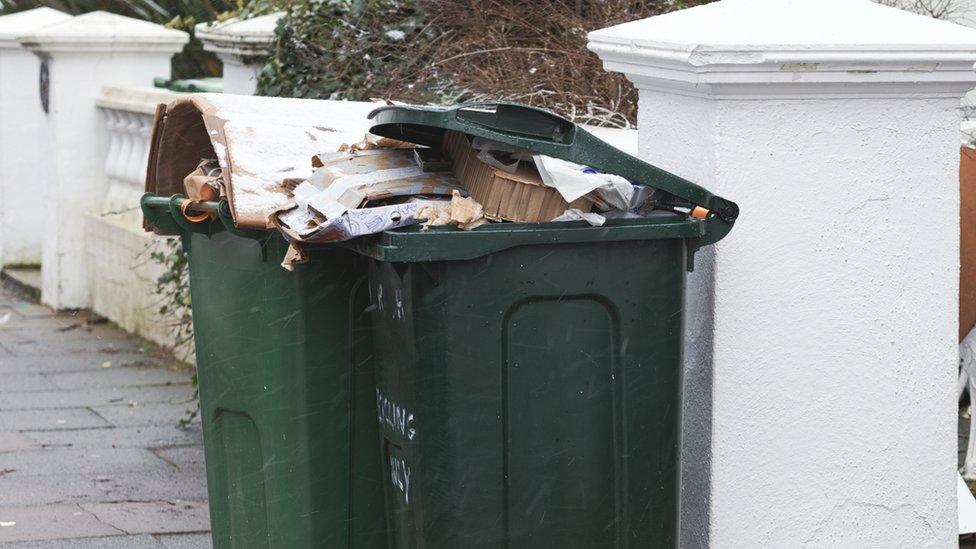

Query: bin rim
[343,213,720,264]
[142,193,727,269]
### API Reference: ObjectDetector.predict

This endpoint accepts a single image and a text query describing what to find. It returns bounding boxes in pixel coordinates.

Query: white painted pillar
[195,13,281,95]
[18,11,188,310]
[589,0,976,546]
[0,7,71,268]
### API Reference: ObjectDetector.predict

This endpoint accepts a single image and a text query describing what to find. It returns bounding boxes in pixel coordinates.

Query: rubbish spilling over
[144,97,730,270]
[144,93,376,227]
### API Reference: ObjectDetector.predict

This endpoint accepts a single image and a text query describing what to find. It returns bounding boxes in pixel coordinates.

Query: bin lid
[367,102,738,224]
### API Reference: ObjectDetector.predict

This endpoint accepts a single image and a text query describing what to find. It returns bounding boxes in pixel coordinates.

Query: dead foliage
[259,0,711,126]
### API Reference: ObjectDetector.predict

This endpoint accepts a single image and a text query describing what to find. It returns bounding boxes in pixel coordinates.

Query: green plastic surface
[345,214,704,263]
[142,195,386,549]
[368,236,686,547]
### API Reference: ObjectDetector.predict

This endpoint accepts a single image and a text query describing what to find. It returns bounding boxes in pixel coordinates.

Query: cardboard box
[144,94,376,232]
[441,131,589,223]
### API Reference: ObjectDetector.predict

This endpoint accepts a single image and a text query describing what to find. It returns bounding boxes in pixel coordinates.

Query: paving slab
[0,431,39,453]
[0,323,135,343]
[3,534,164,548]
[93,402,200,428]
[0,408,110,431]
[0,384,194,411]
[0,473,115,507]
[151,445,206,472]
[0,374,58,393]
[0,337,144,357]
[0,284,209,544]
[0,505,123,543]
[45,368,188,391]
[81,501,210,535]
[0,447,169,479]
[0,468,210,508]
[24,425,201,450]
[0,354,165,375]
[155,533,213,549]
[90,470,210,504]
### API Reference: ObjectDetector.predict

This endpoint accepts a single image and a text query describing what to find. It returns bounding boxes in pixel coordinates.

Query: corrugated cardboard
[274,148,465,242]
[441,131,589,223]
[143,94,375,232]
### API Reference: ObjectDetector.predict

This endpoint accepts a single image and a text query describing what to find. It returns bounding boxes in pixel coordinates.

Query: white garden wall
[590,0,976,545]
[0,8,71,267]
[88,85,182,347]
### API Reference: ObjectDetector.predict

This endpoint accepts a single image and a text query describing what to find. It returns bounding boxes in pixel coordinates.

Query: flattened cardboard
[441,131,589,222]
[143,93,375,232]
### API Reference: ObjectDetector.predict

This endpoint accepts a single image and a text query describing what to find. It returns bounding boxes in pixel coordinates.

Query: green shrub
[257,0,710,126]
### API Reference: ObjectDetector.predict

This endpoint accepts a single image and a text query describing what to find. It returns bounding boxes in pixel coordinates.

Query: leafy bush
[258,0,710,126]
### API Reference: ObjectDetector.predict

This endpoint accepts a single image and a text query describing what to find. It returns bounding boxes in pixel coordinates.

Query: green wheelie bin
[352,103,739,548]
[141,198,386,549]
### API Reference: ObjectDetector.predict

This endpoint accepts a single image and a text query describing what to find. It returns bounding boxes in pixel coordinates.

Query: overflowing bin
[143,98,736,548]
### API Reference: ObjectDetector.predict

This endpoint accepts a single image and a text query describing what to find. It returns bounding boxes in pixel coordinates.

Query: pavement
[0,280,211,548]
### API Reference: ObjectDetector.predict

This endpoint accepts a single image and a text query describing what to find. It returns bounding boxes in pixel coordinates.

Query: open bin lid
[366,102,738,268]
[367,102,739,225]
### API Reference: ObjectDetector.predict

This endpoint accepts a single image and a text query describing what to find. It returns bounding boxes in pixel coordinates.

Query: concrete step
[1,267,41,301]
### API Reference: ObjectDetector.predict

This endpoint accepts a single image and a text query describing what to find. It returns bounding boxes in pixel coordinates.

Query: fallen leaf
[127,400,138,408]
[102,361,112,368]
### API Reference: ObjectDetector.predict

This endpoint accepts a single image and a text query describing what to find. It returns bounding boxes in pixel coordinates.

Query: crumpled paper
[417,190,488,230]
[552,208,606,227]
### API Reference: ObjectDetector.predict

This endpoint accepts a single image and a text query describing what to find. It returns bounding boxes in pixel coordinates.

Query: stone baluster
[96,85,182,224]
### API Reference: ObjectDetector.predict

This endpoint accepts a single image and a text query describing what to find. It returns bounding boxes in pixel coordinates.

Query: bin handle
[180,199,219,223]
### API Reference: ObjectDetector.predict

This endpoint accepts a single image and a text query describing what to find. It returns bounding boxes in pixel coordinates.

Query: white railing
[88,85,184,349]
[96,86,182,226]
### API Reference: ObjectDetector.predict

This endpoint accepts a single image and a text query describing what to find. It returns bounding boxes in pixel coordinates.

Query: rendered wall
[0,49,48,266]
[639,89,961,547]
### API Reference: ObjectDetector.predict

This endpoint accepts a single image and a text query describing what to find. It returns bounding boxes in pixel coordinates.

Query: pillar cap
[0,7,71,50]
[195,13,282,59]
[18,11,188,54]
[588,0,976,98]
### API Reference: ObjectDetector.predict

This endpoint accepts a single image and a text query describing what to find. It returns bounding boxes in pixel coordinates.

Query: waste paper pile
[144,95,711,269]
